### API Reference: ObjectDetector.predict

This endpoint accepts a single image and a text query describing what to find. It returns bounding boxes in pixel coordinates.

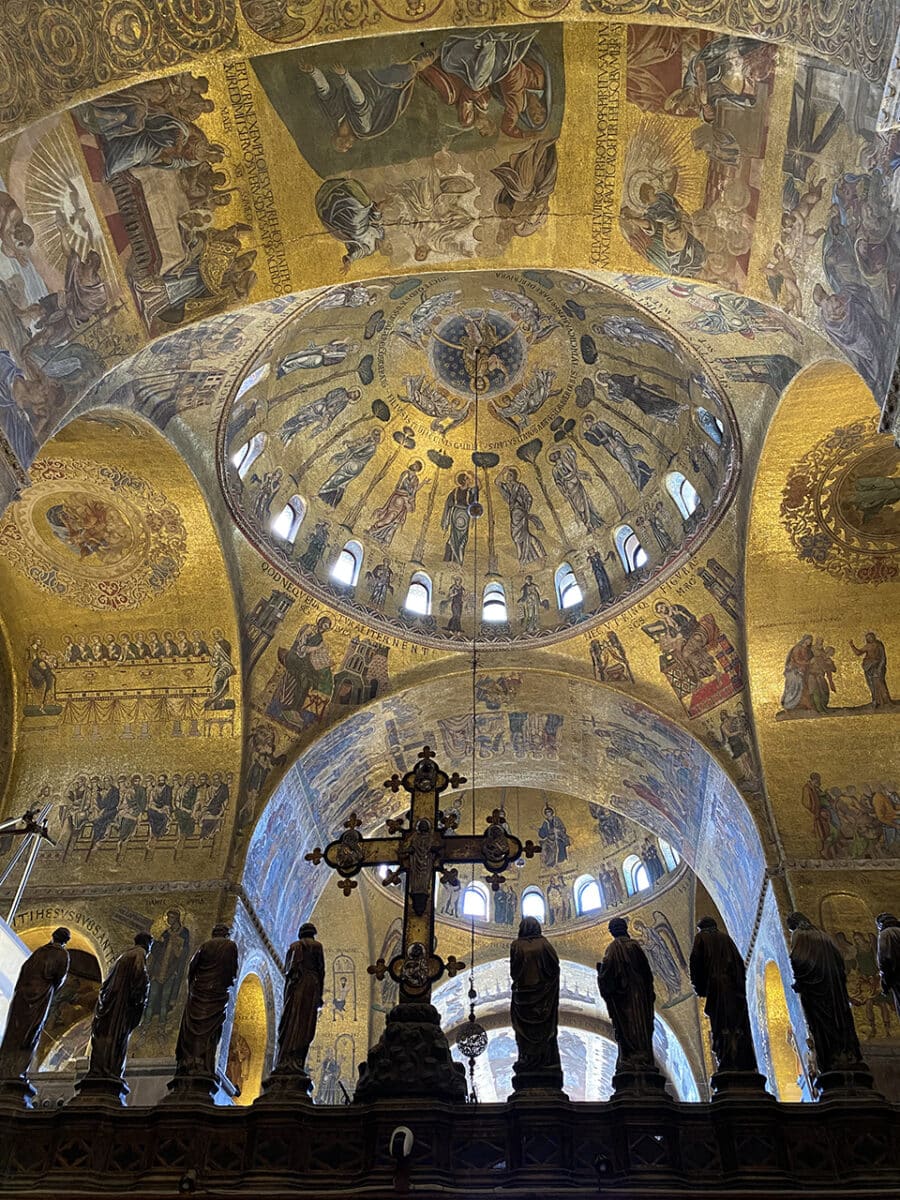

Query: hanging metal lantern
[456,1016,488,1062]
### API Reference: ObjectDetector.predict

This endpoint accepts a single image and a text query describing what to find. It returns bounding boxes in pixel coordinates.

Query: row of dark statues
[0,921,325,1108]
[0,911,898,1106]
[509,912,900,1099]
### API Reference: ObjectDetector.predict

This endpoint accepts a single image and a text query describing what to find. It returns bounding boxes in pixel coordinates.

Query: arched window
[332,539,363,587]
[658,837,680,872]
[230,432,266,479]
[574,874,603,916]
[694,407,724,446]
[482,581,508,623]
[404,571,432,616]
[234,362,270,402]
[462,882,488,920]
[623,854,651,897]
[665,471,700,520]
[555,562,584,610]
[614,525,649,574]
[271,494,306,543]
[521,887,546,923]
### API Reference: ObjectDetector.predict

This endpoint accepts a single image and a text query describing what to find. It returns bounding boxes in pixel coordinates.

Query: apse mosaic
[221,270,737,649]
[0,456,188,611]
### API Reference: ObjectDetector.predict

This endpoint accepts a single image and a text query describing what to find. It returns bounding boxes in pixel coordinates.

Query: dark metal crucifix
[305,746,539,1003]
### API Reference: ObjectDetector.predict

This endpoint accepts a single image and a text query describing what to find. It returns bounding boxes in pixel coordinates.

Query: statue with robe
[787,912,864,1076]
[273,924,325,1077]
[689,917,759,1074]
[172,924,239,1081]
[0,927,70,1087]
[876,912,900,1019]
[597,917,658,1075]
[84,933,153,1084]
[509,917,563,1092]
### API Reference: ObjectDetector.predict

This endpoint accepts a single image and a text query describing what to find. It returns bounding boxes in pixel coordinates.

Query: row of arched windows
[451,839,681,924]
[230,434,704,598]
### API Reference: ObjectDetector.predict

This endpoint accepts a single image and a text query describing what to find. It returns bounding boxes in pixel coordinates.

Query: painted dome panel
[220,270,738,648]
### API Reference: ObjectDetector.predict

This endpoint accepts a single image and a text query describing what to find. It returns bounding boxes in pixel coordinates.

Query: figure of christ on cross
[306,746,540,1003]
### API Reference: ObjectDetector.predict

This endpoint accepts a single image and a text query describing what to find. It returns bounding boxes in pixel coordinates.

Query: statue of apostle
[171,924,239,1083]
[689,917,759,1075]
[597,917,660,1081]
[509,917,563,1093]
[81,933,153,1091]
[787,913,865,1077]
[0,927,70,1095]
[273,924,325,1077]
[876,913,900,1019]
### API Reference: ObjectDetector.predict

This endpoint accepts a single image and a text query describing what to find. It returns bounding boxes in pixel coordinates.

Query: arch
[244,670,769,962]
[521,886,546,922]
[555,562,584,610]
[482,581,508,624]
[271,494,307,543]
[614,525,648,573]
[461,881,489,920]
[574,874,603,916]
[658,837,680,872]
[665,471,700,520]
[230,432,266,479]
[404,571,432,617]
[331,539,363,587]
[227,972,269,1105]
[623,853,651,896]
[762,961,803,1102]
[435,957,701,1101]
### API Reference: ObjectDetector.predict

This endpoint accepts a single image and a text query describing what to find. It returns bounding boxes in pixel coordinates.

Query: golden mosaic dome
[221,269,737,647]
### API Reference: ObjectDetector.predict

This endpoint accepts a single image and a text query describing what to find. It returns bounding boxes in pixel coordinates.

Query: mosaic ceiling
[221,270,737,647]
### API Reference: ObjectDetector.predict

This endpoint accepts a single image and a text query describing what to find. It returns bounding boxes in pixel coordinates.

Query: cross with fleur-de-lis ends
[304,746,535,1003]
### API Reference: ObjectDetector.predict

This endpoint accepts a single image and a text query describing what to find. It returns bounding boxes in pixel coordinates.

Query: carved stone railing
[0,1094,897,1197]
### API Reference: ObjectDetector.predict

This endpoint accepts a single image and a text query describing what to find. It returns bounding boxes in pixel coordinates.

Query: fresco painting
[251,27,564,270]
[618,30,777,292]
[222,270,736,650]
[72,73,257,336]
[768,57,900,401]
[0,116,125,469]
[781,418,900,585]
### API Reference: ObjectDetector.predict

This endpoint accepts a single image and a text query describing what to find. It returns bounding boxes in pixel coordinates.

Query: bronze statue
[172,924,239,1081]
[82,933,153,1085]
[273,923,325,1075]
[597,917,658,1075]
[787,912,864,1075]
[689,917,759,1073]
[509,916,563,1093]
[876,912,900,1019]
[0,927,70,1092]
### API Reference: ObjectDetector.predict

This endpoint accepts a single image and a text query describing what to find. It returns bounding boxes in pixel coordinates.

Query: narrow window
[658,837,680,872]
[623,853,651,896]
[271,494,307,543]
[462,883,488,920]
[234,362,270,402]
[555,562,584,610]
[521,887,546,923]
[614,525,648,574]
[575,875,603,915]
[665,471,700,520]
[332,539,363,587]
[694,407,724,446]
[482,581,508,623]
[230,432,266,479]
[404,571,432,616]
